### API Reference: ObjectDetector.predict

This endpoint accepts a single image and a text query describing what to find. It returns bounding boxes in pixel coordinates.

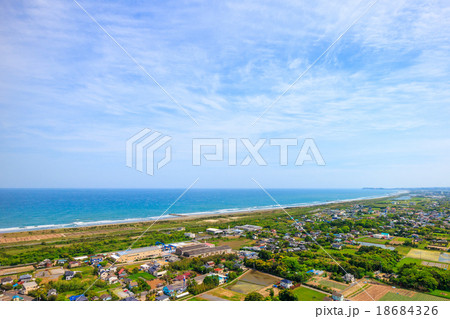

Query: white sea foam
[0,190,407,233]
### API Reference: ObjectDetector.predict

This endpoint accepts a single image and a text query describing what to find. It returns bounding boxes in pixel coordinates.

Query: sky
[0,0,449,188]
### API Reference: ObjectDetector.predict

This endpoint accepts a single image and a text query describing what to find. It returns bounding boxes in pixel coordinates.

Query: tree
[244,292,264,301]
[279,289,297,301]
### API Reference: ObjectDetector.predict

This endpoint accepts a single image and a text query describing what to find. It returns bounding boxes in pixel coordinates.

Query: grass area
[189,297,207,301]
[127,271,156,281]
[208,238,256,250]
[428,289,450,300]
[293,286,327,301]
[406,248,444,263]
[396,257,422,268]
[395,246,412,255]
[75,266,95,275]
[379,291,448,301]
[358,237,390,245]
[211,287,245,301]
[318,279,347,290]
[348,284,370,298]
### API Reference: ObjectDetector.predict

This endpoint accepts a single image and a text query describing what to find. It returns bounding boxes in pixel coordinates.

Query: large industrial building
[111,246,162,263]
[175,243,232,258]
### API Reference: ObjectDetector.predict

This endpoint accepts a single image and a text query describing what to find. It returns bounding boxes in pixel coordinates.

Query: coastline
[0,190,408,235]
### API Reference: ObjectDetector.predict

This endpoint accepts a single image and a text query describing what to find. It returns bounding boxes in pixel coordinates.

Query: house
[206,228,223,235]
[332,291,344,301]
[343,273,355,283]
[204,261,215,269]
[19,274,32,282]
[184,232,196,239]
[12,295,24,301]
[47,289,57,297]
[128,281,138,289]
[107,275,118,284]
[90,255,103,264]
[214,268,224,274]
[175,272,192,281]
[68,261,82,268]
[20,281,38,294]
[280,279,293,289]
[100,294,112,301]
[1,277,13,285]
[64,271,75,280]
[331,243,342,250]
[69,294,88,301]
[207,273,227,284]
[36,259,53,269]
[163,283,186,296]
[121,296,138,301]
[56,259,67,265]
[155,294,170,301]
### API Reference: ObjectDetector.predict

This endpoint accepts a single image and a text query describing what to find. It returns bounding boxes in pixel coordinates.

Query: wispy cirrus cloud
[0,0,449,187]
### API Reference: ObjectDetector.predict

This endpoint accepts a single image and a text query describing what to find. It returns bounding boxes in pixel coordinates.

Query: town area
[1,190,449,301]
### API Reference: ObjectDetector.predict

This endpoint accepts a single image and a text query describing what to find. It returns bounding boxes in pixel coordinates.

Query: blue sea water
[0,188,401,233]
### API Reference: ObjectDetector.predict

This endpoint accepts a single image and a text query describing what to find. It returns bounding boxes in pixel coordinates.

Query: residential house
[100,294,112,301]
[1,277,13,285]
[68,261,82,268]
[155,294,170,301]
[19,274,32,282]
[163,283,186,296]
[128,281,138,290]
[332,291,344,301]
[280,279,293,289]
[343,273,355,283]
[20,281,38,295]
[64,271,75,280]
[107,275,118,284]
[47,289,57,297]
[331,243,342,250]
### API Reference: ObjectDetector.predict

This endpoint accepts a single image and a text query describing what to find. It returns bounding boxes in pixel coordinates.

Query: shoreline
[0,190,408,235]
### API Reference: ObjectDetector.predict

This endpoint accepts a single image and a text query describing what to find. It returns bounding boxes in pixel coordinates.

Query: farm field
[128,271,156,281]
[396,257,422,268]
[208,238,256,250]
[357,237,389,244]
[210,287,245,301]
[379,291,448,301]
[318,279,348,290]
[293,286,327,301]
[395,246,412,255]
[226,270,279,295]
[429,289,450,300]
[406,249,450,263]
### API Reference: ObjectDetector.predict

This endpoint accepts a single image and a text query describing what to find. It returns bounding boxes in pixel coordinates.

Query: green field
[188,297,207,301]
[395,246,412,255]
[428,289,450,300]
[379,292,448,301]
[127,271,156,281]
[293,286,327,301]
[358,237,390,244]
[318,279,347,290]
[396,257,422,268]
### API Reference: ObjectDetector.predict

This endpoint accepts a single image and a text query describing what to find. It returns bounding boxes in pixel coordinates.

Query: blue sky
[0,0,449,188]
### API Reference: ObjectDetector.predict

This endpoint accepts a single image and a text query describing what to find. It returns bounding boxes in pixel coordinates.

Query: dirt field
[0,265,34,276]
[422,261,449,269]
[226,270,280,295]
[0,233,65,244]
[406,249,442,262]
[346,282,415,301]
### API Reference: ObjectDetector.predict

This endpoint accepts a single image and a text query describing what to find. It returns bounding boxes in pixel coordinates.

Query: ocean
[0,188,400,233]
